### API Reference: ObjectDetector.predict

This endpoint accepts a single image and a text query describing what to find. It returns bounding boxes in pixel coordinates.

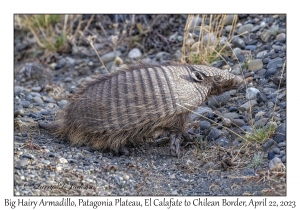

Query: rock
[128,48,142,59]
[223,112,239,119]
[222,118,231,127]
[202,33,215,46]
[281,155,286,163]
[20,100,31,108]
[238,24,254,34]
[269,157,282,170]
[250,25,260,32]
[223,15,237,25]
[267,57,283,69]
[43,97,56,103]
[190,106,213,121]
[225,25,233,33]
[248,59,263,71]
[277,142,286,148]
[155,52,171,61]
[274,123,286,143]
[33,96,43,104]
[58,158,68,164]
[15,159,28,169]
[246,87,260,100]
[216,137,229,147]
[205,127,222,141]
[261,29,271,42]
[262,88,276,95]
[239,100,258,112]
[254,118,269,127]
[272,147,280,154]
[14,109,24,117]
[229,106,238,112]
[31,86,41,92]
[232,48,242,58]
[22,154,35,159]
[200,121,211,130]
[245,45,257,51]
[57,100,68,108]
[64,77,73,82]
[268,151,275,160]
[244,168,255,176]
[207,91,231,108]
[88,61,93,67]
[263,139,275,151]
[101,51,121,63]
[267,101,274,108]
[276,33,286,42]
[232,37,245,49]
[256,50,268,58]
[231,118,245,127]
[265,68,277,78]
[231,66,242,75]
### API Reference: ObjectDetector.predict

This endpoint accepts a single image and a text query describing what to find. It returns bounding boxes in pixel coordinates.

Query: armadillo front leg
[170,133,182,158]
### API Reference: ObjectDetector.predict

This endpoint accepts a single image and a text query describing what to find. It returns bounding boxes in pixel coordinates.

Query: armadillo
[39,64,243,157]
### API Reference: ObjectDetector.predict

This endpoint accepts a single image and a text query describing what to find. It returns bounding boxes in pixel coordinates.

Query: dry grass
[15,15,82,52]
[181,14,238,65]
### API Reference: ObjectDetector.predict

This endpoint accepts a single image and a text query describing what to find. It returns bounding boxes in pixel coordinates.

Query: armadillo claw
[170,133,181,158]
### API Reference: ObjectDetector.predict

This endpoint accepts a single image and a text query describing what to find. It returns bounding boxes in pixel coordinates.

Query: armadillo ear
[191,71,206,82]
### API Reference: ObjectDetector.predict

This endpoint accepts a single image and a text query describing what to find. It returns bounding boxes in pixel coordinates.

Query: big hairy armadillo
[39,64,243,157]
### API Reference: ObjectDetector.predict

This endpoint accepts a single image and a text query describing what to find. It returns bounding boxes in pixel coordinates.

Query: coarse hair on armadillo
[51,63,240,151]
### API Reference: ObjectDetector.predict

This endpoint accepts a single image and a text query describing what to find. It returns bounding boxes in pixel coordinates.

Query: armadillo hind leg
[170,133,182,158]
[112,146,129,156]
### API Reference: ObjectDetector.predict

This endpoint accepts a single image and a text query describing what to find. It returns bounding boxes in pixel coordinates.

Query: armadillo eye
[214,75,221,81]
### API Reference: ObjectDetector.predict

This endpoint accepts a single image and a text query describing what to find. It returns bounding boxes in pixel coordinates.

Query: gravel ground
[14,14,286,196]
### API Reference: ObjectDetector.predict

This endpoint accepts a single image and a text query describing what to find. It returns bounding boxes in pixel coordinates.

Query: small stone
[200,121,211,130]
[267,57,283,69]
[57,100,68,108]
[254,118,269,127]
[56,166,63,171]
[128,48,142,59]
[202,33,215,46]
[170,174,176,179]
[245,45,257,51]
[88,61,94,67]
[244,168,255,176]
[64,77,73,82]
[269,157,282,170]
[265,68,277,78]
[229,106,238,112]
[22,154,35,159]
[263,139,275,151]
[268,151,275,160]
[246,87,260,100]
[31,86,41,92]
[58,158,68,164]
[238,24,254,35]
[33,96,43,104]
[232,48,242,58]
[222,118,231,127]
[239,100,258,112]
[261,29,271,42]
[248,59,263,71]
[225,25,233,32]
[190,106,213,121]
[276,33,286,42]
[272,147,280,154]
[223,15,238,25]
[232,37,245,49]
[223,112,239,119]
[205,127,222,141]
[281,155,286,163]
[101,51,121,63]
[256,50,268,58]
[267,102,274,108]
[262,88,277,95]
[277,142,286,148]
[216,137,229,147]
[15,159,28,168]
[20,100,31,108]
[231,118,245,127]
[274,123,286,143]
[250,25,260,32]
[207,91,231,107]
